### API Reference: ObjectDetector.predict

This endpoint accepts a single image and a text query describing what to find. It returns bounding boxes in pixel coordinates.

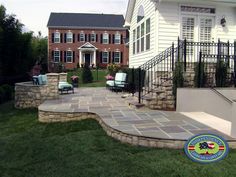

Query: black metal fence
[136,38,236,103]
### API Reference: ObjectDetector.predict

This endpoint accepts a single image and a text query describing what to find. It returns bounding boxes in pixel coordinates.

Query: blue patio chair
[106,72,127,91]
[58,82,74,94]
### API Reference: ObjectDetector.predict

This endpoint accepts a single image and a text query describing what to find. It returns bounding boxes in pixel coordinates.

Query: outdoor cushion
[58,82,73,90]
[41,75,47,85]
[106,73,127,88]
[33,75,47,85]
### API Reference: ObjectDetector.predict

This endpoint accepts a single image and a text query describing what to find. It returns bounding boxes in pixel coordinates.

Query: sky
[0,0,129,37]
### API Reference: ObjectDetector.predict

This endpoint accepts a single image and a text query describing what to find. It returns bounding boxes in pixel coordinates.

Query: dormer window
[54,32,60,43]
[137,5,144,23]
[66,32,73,43]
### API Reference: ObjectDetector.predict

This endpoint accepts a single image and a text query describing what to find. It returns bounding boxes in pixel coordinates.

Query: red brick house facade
[47,13,129,71]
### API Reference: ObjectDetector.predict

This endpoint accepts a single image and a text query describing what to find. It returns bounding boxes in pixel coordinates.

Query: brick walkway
[39,87,235,141]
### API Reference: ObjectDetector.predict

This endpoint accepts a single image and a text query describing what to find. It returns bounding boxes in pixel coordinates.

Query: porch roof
[78,42,98,51]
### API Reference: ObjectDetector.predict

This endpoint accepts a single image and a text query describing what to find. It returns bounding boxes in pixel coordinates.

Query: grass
[67,68,107,87]
[0,102,236,177]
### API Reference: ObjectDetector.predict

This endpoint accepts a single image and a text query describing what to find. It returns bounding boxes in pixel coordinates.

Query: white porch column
[79,50,82,66]
[93,50,96,67]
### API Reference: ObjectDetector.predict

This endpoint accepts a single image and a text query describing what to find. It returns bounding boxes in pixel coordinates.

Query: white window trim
[102,51,109,63]
[54,32,60,43]
[91,33,96,42]
[80,33,85,42]
[114,33,121,44]
[54,50,60,63]
[66,32,73,43]
[114,51,121,64]
[66,50,73,63]
[103,33,109,44]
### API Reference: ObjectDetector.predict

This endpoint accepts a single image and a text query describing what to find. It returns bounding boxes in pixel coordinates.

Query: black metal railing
[136,38,236,104]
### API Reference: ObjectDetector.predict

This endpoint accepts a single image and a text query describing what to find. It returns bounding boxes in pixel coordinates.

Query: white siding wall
[157,2,180,53]
[129,0,156,68]
[215,5,236,43]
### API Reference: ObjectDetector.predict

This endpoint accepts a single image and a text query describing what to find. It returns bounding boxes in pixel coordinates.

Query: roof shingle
[47,13,125,29]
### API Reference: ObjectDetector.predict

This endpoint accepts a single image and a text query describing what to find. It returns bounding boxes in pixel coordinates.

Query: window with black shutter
[78,34,80,42]
[112,52,115,63]
[73,34,75,43]
[120,52,123,64]
[109,34,111,44]
[121,35,123,44]
[112,34,115,44]
[60,51,63,62]
[52,50,54,59]
[100,34,103,43]
[109,52,112,63]
[64,51,66,62]
[88,34,91,42]
[100,52,103,63]
[96,34,98,42]
[85,34,87,42]
[60,33,63,43]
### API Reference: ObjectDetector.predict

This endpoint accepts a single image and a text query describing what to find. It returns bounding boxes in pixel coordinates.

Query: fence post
[132,67,135,96]
[184,38,187,72]
[227,40,230,67]
[198,51,202,88]
[138,67,142,104]
[217,39,221,61]
[177,37,180,62]
[172,42,175,71]
[234,40,236,87]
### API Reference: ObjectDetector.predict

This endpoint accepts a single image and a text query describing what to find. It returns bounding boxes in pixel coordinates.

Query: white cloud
[0,0,129,36]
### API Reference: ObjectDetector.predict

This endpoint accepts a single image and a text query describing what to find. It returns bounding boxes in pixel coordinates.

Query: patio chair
[58,82,74,94]
[106,73,127,92]
[33,74,47,85]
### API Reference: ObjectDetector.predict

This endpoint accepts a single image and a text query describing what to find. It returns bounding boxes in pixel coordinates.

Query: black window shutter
[73,34,75,43]
[52,33,54,43]
[64,34,67,43]
[73,51,75,63]
[88,34,91,42]
[52,50,54,60]
[96,34,98,42]
[78,34,80,42]
[60,33,63,43]
[121,35,123,44]
[64,51,66,62]
[112,52,115,63]
[112,34,115,44]
[100,52,103,63]
[60,51,63,62]
[120,52,123,64]
[84,34,86,42]
[100,34,103,43]
[109,34,111,44]
[108,52,111,63]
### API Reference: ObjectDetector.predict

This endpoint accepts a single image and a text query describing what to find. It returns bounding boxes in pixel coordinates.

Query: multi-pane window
[137,26,140,53]
[103,33,109,44]
[146,18,151,50]
[54,50,60,63]
[54,32,60,43]
[133,29,136,55]
[66,32,73,43]
[114,52,120,63]
[141,22,145,52]
[102,52,109,63]
[66,51,73,63]
[137,5,145,23]
[115,33,121,44]
[80,33,85,42]
[91,33,96,42]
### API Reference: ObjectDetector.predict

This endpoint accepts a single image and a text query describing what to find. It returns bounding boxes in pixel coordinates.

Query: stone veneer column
[59,73,68,82]
[46,73,59,100]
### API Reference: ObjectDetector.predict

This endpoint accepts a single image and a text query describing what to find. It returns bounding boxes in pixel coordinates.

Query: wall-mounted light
[221,16,226,27]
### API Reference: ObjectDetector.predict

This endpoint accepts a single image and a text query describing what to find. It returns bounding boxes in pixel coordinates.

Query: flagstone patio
[38,87,236,149]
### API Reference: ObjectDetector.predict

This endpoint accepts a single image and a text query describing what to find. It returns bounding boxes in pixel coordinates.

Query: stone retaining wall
[15,73,61,109]
[38,109,236,149]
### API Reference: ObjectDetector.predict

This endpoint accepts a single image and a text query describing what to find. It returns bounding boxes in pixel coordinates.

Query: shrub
[215,60,228,87]
[194,62,206,88]
[107,64,121,76]
[0,84,13,104]
[172,61,184,99]
[82,65,93,83]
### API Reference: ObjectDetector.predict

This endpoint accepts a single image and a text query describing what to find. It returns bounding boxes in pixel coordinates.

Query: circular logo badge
[184,134,229,164]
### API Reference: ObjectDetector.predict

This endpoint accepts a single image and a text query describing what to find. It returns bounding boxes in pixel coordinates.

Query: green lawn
[0,102,236,177]
[67,69,107,87]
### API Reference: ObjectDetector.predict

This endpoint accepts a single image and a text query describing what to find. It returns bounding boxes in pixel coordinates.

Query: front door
[85,54,90,66]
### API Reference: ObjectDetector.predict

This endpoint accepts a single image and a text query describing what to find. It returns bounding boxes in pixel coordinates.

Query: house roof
[47,13,126,30]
